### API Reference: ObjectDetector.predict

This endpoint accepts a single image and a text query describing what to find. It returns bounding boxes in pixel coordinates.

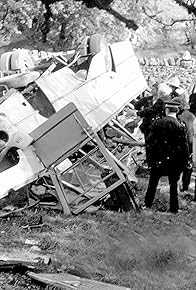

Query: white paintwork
[0,89,47,134]
[36,40,148,132]
[0,89,72,198]
[0,40,146,198]
[0,146,72,199]
[0,146,45,198]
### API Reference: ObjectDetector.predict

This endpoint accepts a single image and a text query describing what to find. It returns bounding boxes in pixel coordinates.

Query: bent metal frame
[30,102,138,214]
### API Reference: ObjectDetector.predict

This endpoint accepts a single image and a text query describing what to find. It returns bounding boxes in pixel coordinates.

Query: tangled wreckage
[0,34,148,215]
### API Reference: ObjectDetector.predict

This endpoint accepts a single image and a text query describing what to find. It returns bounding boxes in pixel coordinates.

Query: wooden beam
[112,137,144,147]
[28,272,131,290]
[112,119,137,141]
[49,169,71,215]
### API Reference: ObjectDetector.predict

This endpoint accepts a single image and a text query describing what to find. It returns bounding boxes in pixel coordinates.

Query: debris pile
[0,34,147,216]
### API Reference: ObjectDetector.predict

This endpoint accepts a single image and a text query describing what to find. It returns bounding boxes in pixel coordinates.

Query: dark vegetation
[1,0,196,51]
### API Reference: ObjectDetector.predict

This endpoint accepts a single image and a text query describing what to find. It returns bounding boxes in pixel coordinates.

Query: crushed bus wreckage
[0,34,148,215]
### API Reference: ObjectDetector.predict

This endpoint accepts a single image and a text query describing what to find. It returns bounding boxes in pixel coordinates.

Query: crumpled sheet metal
[36,41,147,132]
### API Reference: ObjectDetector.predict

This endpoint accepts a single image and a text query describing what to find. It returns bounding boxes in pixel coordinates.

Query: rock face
[139,56,196,94]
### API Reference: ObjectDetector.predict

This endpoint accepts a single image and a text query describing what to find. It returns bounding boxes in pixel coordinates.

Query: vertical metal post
[49,168,71,214]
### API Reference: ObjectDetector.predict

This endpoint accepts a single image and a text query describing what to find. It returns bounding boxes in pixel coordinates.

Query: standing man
[172,95,195,192]
[137,83,171,167]
[166,76,184,99]
[143,100,190,214]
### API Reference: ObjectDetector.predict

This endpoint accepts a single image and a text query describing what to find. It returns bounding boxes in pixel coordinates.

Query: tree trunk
[40,3,52,43]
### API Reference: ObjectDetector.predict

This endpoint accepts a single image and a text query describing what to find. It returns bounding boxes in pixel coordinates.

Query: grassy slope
[0,185,196,290]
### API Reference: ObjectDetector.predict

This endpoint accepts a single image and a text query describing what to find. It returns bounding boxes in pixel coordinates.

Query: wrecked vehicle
[0,34,147,214]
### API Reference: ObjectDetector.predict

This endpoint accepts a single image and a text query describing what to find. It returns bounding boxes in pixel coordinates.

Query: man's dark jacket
[148,115,189,173]
[137,99,165,138]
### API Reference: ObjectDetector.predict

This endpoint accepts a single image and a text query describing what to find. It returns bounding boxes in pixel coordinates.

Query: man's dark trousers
[145,165,181,213]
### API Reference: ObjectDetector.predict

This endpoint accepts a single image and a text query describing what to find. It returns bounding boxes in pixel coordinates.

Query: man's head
[151,82,159,97]
[164,100,180,114]
[157,83,172,102]
[166,76,180,89]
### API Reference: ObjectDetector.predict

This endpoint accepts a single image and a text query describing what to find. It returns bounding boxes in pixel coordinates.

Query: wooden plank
[28,272,131,290]
[78,149,106,170]
[112,119,137,141]
[49,170,71,215]
[61,180,85,195]
[72,179,123,214]
[112,137,145,147]
[105,148,138,183]
[108,123,131,140]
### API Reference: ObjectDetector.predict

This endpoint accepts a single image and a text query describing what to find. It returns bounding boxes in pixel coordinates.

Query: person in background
[143,100,189,214]
[166,76,184,99]
[133,83,158,111]
[189,93,196,116]
[172,95,195,191]
[137,83,172,167]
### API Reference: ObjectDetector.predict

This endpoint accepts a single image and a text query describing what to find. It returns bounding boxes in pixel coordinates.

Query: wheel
[89,34,112,71]
[0,51,13,71]
[11,49,34,72]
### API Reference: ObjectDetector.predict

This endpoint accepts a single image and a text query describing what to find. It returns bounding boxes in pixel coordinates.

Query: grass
[0,202,196,289]
[0,176,196,289]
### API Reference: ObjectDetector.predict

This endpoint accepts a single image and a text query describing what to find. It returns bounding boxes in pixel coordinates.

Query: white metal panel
[36,40,147,131]
[0,146,45,199]
[0,90,47,134]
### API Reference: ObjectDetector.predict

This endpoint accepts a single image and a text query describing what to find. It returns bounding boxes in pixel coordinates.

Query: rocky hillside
[139,56,196,94]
